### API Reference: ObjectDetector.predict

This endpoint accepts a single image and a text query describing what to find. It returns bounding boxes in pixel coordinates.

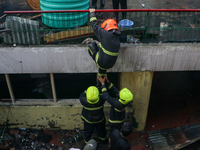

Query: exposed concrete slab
[0,43,200,73]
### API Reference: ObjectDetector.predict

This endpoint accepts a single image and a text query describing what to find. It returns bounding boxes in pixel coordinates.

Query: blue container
[119,19,134,28]
[40,0,89,28]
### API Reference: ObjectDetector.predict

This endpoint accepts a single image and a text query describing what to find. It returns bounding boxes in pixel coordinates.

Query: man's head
[121,122,132,137]
[86,86,99,104]
[101,19,119,31]
[83,139,97,150]
[119,88,133,104]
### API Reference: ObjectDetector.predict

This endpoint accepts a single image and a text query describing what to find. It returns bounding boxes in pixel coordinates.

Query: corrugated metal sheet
[147,124,200,150]
[4,16,40,45]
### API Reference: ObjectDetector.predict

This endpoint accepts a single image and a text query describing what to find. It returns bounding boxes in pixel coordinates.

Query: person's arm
[89,9,107,41]
[79,90,87,105]
[105,77,119,97]
[98,76,121,108]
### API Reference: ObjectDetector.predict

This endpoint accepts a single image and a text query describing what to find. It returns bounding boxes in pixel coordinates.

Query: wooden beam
[50,73,57,103]
[5,74,15,103]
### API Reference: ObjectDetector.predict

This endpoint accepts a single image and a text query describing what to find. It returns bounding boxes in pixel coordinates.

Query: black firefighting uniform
[89,12,121,76]
[79,90,107,143]
[101,82,129,134]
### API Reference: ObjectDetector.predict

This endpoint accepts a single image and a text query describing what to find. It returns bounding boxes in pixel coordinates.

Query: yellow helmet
[86,86,99,104]
[119,88,133,104]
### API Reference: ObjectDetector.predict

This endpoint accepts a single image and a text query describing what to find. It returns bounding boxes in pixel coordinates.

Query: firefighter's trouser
[112,0,127,20]
[92,0,105,9]
[88,42,107,76]
[109,122,123,135]
[84,119,107,143]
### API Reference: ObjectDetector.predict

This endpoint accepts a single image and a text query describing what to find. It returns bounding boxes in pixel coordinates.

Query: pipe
[4,9,200,14]
[0,29,11,33]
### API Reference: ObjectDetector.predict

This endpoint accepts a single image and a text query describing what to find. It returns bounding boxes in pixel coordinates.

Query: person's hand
[89,8,95,13]
[105,76,109,83]
[108,138,111,148]
[97,75,105,85]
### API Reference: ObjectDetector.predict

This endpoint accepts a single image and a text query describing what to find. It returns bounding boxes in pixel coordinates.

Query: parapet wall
[1,43,200,73]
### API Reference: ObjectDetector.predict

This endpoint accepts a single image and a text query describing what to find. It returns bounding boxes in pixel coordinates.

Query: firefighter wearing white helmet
[79,86,107,143]
[97,75,133,133]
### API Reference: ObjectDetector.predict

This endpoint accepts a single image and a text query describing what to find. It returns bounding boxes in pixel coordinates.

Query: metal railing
[1,9,200,45]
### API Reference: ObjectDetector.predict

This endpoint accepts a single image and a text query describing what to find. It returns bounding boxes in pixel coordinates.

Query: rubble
[0,128,85,150]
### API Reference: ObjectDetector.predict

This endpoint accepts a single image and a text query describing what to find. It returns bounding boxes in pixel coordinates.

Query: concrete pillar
[121,71,154,131]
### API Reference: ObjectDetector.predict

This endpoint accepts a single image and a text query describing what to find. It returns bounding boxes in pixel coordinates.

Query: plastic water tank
[40,0,89,28]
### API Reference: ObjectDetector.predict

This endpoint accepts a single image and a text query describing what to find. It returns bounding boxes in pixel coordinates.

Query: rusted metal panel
[147,124,200,150]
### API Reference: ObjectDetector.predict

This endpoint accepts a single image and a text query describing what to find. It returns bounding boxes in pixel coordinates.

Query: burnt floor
[129,71,200,150]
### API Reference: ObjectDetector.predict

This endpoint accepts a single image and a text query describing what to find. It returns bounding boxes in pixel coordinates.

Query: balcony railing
[1,9,200,45]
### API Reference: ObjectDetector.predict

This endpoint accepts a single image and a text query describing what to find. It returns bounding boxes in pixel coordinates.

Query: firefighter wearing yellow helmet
[97,76,133,133]
[79,86,107,143]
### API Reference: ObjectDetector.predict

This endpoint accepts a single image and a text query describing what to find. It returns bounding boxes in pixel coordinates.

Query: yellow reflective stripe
[97,73,107,77]
[83,105,104,111]
[109,119,124,123]
[84,140,88,143]
[99,136,107,140]
[102,88,107,92]
[95,52,109,70]
[81,115,104,124]
[90,17,97,22]
[108,83,113,89]
[95,51,99,63]
[98,43,118,56]
[114,107,125,112]
[88,47,93,55]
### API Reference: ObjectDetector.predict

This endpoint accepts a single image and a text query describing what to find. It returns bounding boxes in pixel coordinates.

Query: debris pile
[0,128,84,150]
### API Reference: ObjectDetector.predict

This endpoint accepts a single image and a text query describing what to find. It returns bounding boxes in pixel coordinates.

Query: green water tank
[40,0,89,28]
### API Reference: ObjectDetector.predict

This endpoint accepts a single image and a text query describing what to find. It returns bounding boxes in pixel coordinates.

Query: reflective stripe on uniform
[102,88,107,92]
[109,119,124,123]
[108,83,113,89]
[95,52,109,70]
[97,73,107,77]
[90,17,97,22]
[98,43,118,56]
[99,136,107,140]
[83,105,104,111]
[81,115,104,124]
[114,107,125,112]
[88,47,93,55]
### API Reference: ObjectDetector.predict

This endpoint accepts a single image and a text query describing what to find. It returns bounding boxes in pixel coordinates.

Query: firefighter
[85,8,121,79]
[97,75,133,133]
[79,86,107,143]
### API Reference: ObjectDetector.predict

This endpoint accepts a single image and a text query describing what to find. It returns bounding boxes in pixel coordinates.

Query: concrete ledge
[1,43,200,73]
[0,99,111,107]
[0,100,133,129]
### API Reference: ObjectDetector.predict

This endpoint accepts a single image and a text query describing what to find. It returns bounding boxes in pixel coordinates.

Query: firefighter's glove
[81,38,94,44]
